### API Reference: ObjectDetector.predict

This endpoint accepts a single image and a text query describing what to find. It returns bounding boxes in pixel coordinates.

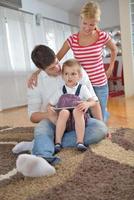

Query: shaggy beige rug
[0,127,134,200]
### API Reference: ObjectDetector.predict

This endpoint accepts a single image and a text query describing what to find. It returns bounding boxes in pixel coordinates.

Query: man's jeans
[93,83,109,122]
[32,118,108,159]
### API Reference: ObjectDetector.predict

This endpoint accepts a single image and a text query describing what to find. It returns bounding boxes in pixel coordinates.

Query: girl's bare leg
[55,109,70,144]
[73,108,85,143]
[73,109,87,151]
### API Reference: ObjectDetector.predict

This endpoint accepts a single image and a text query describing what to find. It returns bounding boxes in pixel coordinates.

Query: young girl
[48,59,96,152]
[28,1,117,122]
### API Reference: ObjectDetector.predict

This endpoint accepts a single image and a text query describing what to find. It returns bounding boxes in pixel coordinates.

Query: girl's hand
[76,101,90,112]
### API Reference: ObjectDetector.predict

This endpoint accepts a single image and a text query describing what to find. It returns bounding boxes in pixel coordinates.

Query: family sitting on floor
[14,44,107,177]
[13,1,117,177]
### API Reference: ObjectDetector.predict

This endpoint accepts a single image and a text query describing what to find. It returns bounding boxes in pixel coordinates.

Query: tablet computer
[53,106,75,111]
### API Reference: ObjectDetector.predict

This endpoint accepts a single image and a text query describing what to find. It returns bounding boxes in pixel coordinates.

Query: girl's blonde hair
[62,59,81,74]
[80,1,101,20]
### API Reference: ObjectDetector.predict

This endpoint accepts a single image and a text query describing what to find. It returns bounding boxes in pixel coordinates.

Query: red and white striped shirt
[67,30,111,86]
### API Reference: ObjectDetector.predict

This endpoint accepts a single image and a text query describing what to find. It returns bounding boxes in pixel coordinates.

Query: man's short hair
[31,45,56,70]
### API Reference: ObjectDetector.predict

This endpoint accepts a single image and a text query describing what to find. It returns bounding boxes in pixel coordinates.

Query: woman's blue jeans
[93,83,109,122]
[32,118,108,159]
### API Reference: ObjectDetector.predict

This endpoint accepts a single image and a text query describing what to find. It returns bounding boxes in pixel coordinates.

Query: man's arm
[28,88,58,124]
[90,103,103,120]
[27,84,50,123]
[30,104,58,124]
[30,112,49,123]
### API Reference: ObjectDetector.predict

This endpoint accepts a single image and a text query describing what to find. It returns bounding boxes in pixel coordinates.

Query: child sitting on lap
[48,59,97,152]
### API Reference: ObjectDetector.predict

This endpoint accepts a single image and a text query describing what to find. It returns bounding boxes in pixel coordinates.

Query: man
[16,45,107,177]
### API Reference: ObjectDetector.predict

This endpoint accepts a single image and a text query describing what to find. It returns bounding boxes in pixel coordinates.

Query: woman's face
[80,17,99,35]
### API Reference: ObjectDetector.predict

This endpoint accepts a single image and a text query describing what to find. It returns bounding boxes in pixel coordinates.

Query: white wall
[100,0,120,29]
[21,0,78,26]
[21,0,121,29]
[119,0,134,97]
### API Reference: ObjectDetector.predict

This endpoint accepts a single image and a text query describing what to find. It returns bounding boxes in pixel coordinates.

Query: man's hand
[47,105,58,124]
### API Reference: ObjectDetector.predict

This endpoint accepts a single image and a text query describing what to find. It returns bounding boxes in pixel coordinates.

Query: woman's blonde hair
[80,1,101,20]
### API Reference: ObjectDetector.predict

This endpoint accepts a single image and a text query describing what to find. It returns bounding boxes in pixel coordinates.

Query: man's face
[45,58,61,76]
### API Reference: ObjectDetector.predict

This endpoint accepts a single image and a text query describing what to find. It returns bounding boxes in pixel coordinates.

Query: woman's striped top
[67,30,111,86]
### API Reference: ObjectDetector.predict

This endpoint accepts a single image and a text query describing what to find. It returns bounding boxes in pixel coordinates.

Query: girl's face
[80,17,99,35]
[62,65,82,87]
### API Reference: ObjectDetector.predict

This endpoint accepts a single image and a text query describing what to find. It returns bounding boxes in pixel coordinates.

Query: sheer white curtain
[43,19,58,52]
[22,13,37,71]
[43,18,77,63]
[4,8,34,72]
[0,7,12,110]
[0,7,11,73]
[62,24,74,62]
[0,7,36,110]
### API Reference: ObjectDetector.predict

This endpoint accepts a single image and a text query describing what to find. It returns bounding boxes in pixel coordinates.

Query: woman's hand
[105,66,113,79]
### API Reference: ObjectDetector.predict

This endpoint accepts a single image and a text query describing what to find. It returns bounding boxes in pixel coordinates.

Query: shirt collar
[65,82,79,89]
[40,70,49,77]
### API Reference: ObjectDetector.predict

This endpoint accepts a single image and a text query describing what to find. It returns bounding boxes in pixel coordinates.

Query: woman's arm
[80,84,103,121]
[56,41,70,61]
[105,39,117,79]
[90,102,103,121]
